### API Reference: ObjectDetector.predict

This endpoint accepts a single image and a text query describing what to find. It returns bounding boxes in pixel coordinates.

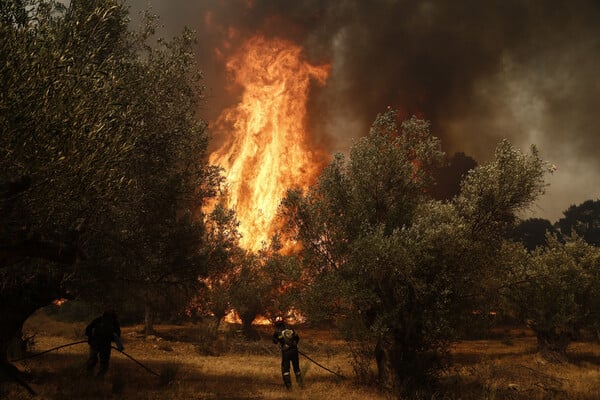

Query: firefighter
[272,316,303,390]
[85,308,123,378]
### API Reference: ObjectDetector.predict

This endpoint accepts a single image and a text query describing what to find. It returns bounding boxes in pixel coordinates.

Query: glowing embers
[210,35,329,251]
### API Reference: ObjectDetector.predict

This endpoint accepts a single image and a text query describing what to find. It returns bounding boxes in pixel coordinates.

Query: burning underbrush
[2,312,600,399]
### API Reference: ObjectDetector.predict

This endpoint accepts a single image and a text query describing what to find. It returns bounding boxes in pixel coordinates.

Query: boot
[283,372,292,390]
[295,371,304,388]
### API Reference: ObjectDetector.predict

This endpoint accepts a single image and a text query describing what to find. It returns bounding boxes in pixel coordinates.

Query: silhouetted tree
[512,218,555,250]
[228,253,272,339]
[195,202,242,330]
[556,199,600,246]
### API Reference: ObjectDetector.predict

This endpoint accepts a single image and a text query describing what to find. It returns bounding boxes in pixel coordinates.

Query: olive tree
[511,218,556,251]
[228,253,272,339]
[0,0,218,372]
[224,245,303,339]
[100,20,220,334]
[195,202,242,330]
[281,110,547,392]
[556,199,600,246]
[502,235,600,360]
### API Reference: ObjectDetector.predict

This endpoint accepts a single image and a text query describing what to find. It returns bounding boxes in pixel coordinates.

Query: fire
[209,35,330,251]
[223,311,272,325]
[52,298,67,306]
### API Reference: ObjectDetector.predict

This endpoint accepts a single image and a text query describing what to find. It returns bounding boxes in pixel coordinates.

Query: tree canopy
[501,234,600,359]
[511,217,556,251]
[0,0,219,367]
[281,110,547,391]
[556,199,600,246]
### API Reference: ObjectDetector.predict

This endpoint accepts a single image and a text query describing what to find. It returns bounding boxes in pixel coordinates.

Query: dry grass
[2,315,600,399]
[442,327,600,400]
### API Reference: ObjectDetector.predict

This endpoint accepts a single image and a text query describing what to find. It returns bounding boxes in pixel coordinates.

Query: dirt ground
[2,313,600,399]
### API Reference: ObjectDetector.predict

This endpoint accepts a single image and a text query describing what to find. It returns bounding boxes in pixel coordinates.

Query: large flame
[209,35,330,251]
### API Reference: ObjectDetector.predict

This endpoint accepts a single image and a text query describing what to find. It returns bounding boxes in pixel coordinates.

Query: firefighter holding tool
[272,316,303,390]
[85,308,123,378]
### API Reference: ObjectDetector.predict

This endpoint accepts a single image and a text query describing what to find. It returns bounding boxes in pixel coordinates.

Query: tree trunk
[0,360,36,395]
[212,312,224,333]
[375,337,397,390]
[0,236,78,267]
[6,328,26,361]
[144,301,155,336]
[375,329,434,393]
[536,330,571,362]
[240,313,258,340]
[0,271,67,395]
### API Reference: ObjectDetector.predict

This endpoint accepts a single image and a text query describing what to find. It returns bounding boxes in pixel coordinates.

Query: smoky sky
[127,0,600,221]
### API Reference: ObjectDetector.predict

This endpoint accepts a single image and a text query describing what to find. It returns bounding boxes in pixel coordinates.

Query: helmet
[103,306,116,318]
[274,316,285,326]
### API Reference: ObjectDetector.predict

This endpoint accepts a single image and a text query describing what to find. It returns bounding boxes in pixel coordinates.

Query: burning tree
[281,109,547,392]
[195,202,242,330]
[227,247,304,339]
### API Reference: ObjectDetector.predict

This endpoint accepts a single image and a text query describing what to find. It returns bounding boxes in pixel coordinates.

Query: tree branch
[0,237,78,267]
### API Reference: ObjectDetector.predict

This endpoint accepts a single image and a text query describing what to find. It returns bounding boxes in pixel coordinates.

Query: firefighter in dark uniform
[85,309,123,378]
[272,316,303,390]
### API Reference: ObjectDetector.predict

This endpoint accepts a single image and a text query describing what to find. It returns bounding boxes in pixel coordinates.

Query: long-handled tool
[9,340,88,362]
[10,340,159,377]
[111,346,160,376]
[298,349,346,379]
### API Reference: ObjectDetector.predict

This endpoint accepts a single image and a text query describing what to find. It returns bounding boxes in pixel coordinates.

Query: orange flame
[209,35,330,251]
[52,298,67,306]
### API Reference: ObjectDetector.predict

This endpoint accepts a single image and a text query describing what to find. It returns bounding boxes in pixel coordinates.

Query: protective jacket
[85,311,123,378]
[85,313,121,348]
[272,322,303,389]
[272,324,300,351]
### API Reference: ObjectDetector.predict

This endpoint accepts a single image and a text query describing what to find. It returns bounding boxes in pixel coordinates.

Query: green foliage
[261,253,303,318]
[502,235,600,357]
[195,200,304,334]
[193,202,241,325]
[1,0,135,235]
[0,0,220,338]
[228,253,270,338]
[455,139,547,237]
[281,109,547,391]
[511,218,556,251]
[556,199,600,246]
[226,250,298,331]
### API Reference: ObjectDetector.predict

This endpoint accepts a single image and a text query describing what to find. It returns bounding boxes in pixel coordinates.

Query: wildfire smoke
[128,0,600,222]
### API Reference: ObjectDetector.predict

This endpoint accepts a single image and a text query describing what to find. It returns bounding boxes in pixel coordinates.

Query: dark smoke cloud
[127,0,600,221]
